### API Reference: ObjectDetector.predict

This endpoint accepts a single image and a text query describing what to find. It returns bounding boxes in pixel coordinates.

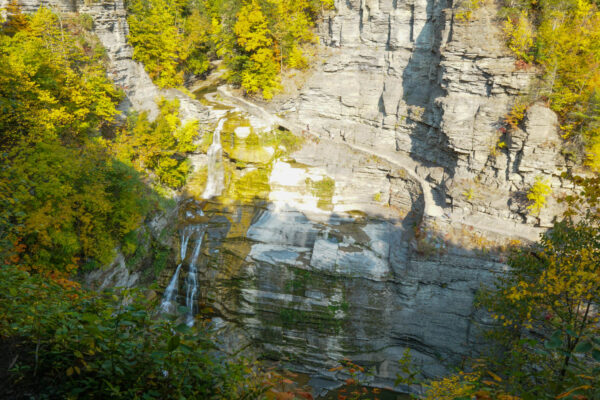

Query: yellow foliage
[503,11,534,63]
[502,0,600,168]
[423,372,479,400]
[526,176,552,215]
[455,0,482,22]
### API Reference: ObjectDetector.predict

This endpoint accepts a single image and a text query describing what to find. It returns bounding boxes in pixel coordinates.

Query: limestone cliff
[273,0,567,228]
[1,0,572,393]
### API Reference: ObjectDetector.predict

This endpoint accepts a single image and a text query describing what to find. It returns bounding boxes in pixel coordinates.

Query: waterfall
[185,226,206,326]
[202,119,226,199]
[160,225,206,322]
[160,264,182,313]
[160,226,194,313]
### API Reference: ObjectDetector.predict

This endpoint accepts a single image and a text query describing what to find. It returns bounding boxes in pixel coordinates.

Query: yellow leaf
[66,367,74,376]
[556,385,592,399]
[487,370,502,382]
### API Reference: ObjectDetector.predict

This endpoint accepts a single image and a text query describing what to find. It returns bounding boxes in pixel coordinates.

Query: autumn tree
[112,98,198,189]
[2,0,28,36]
[502,0,600,169]
[233,0,280,99]
[0,7,153,275]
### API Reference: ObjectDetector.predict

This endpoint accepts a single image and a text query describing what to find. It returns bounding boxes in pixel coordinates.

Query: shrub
[0,265,270,399]
[527,176,552,215]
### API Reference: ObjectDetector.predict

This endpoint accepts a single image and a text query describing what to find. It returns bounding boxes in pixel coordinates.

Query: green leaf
[592,348,600,362]
[167,335,180,352]
[574,341,592,353]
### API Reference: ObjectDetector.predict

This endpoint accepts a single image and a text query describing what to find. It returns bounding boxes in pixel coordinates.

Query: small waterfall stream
[160,226,195,313]
[160,118,228,324]
[160,224,206,326]
[202,118,226,199]
[185,226,206,326]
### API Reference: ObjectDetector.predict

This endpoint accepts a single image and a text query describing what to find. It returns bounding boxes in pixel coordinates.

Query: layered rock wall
[275,0,567,227]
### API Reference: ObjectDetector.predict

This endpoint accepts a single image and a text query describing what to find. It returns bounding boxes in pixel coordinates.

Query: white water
[202,119,226,199]
[160,264,182,313]
[185,226,206,326]
[160,225,206,323]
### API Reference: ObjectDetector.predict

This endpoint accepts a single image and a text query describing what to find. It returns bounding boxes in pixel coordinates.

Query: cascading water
[185,226,206,326]
[202,118,226,199]
[160,224,206,326]
[160,226,195,313]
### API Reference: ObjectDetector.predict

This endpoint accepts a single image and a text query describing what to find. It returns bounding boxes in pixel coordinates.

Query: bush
[527,176,552,215]
[0,265,269,399]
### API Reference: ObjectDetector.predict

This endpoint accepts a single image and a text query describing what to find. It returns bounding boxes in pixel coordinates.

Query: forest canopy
[127,0,334,98]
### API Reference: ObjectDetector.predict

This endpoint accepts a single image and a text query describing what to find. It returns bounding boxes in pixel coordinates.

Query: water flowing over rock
[159,224,207,325]
[160,264,182,314]
[202,119,226,199]
[160,225,196,313]
[185,226,206,326]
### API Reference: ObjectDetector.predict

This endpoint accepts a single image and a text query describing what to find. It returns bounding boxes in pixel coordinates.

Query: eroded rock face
[274,0,567,225]
[151,90,521,387]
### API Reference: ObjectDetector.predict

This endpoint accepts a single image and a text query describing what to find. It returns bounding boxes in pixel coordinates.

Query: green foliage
[126,0,333,98]
[474,215,600,399]
[113,98,198,189]
[0,265,270,399]
[0,7,158,276]
[501,0,600,168]
[0,142,150,274]
[526,176,552,215]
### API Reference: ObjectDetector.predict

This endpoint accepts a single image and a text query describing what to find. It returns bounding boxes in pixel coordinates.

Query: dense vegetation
[112,98,198,190]
[127,0,333,98]
[0,5,199,277]
[0,5,150,276]
[0,266,269,399]
[0,6,276,399]
[500,0,600,170]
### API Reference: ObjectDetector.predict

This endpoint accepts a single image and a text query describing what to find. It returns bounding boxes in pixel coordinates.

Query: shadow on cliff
[159,174,508,382]
[401,0,459,209]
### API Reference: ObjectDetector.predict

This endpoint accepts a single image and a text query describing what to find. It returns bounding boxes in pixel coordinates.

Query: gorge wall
[1,0,571,392]
[274,0,568,228]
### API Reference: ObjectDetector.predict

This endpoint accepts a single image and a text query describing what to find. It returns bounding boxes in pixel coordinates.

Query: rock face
[155,88,524,388]
[2,0,570,391]
[273,0,567,226]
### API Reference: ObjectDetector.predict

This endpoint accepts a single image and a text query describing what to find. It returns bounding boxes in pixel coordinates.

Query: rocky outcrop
[79,0,161,118]
[272,0,567,227]
[148,87,531,390]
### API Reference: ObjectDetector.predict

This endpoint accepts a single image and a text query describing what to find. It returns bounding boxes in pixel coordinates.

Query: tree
[473,175,600,398]
[112,98,198,189]
[2,0,29,36]
[233,0,280,98]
